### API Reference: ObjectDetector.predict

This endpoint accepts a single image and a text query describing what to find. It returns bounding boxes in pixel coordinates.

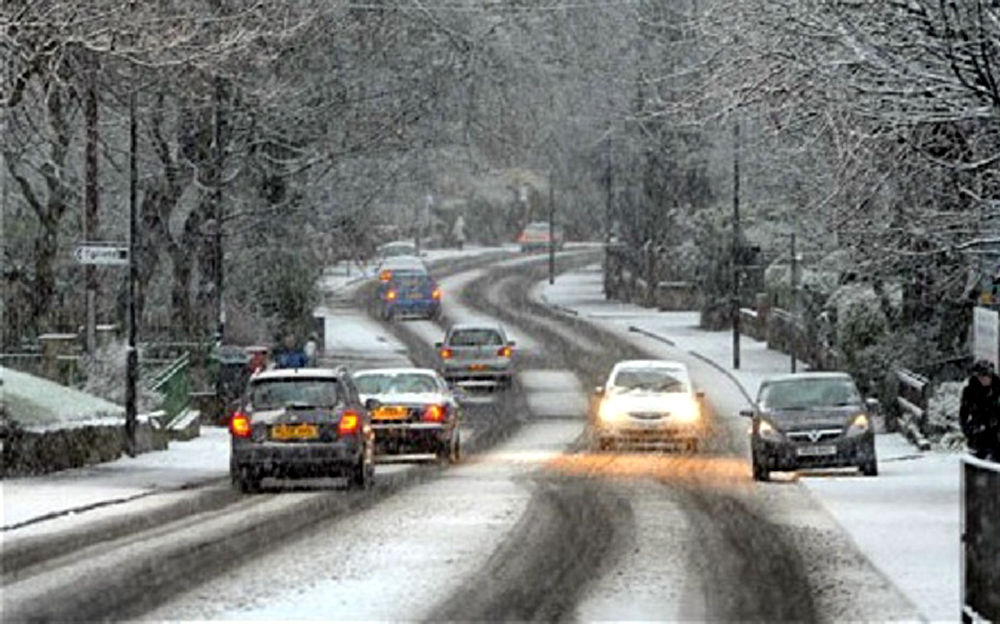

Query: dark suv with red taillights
[742,372,878,481]
[229,367,375,492]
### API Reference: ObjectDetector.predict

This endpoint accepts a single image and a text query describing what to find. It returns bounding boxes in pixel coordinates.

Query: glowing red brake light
[230,412,251,438]
[338,411,360,436]
[386,290,397,300]
[439,347,453,359]
[497,346,513,358]
[432,289,442,300]
[423,404,446,423]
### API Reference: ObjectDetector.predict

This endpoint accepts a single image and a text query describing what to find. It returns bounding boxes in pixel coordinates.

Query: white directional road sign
[73,245,129,266]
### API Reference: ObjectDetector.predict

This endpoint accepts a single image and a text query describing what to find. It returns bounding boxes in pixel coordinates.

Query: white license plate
[796,445,837,457]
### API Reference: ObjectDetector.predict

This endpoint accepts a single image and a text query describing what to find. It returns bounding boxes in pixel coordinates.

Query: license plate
[469,364,487,370]
[796,445,837,457]
[374,406,409,420]
[271,423,319,440]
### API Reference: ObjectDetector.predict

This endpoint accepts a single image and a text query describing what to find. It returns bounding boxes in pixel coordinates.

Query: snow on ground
[146,422,586,621]
[1,426,230,531]
[2,366,124,430]
[539,263,964,622]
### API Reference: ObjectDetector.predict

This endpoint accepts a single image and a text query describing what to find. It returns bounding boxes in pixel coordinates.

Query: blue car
[378,271,441,320]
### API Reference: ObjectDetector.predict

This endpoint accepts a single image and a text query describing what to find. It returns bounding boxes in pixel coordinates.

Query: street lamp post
[732,119,741,370]
[549,173,555,285]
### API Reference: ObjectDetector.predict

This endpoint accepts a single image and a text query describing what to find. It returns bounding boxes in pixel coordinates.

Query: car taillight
[497,346,513,358]
[230,412,251,438]
[439,347,453,359]
[338,411,360,436]
[386,290,397,300]
[432,289,442,300]
[423,405,446,422]
[379,270,392,282]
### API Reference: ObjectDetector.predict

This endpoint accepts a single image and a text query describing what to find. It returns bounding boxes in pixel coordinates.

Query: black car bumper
[231,440,361,478]
[373,423,450,455]
[754,433,875,471]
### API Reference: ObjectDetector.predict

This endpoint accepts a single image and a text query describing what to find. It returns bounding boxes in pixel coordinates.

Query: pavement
[1,257,976,622]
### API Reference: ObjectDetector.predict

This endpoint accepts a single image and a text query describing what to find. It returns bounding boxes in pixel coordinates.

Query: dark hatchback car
[742,372,878,481]
[229,367,375,492]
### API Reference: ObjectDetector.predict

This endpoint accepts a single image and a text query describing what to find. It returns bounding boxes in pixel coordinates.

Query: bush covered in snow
[80,341,162,413]
[926,381,966,449]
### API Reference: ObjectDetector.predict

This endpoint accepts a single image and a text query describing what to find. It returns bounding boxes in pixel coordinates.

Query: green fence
[148,352,191,423]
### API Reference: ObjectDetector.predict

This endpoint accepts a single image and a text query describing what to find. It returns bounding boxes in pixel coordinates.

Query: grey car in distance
[742,372,878,481]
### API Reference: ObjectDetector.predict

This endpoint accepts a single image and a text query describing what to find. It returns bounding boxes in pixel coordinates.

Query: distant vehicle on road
[741,371,878,481]
[377,271,441,321]
[591,360,704,451]
[436,322,516,391]
[517,221,564,253]
[353,368,461,463]
[228,367,375,492]
[377,240,420,261]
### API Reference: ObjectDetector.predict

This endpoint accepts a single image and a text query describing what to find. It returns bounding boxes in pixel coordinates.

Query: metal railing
[147,352,191,423]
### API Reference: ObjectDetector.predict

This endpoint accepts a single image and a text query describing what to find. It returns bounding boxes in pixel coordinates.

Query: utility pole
[604,131,613,298]
[125,61,139,458]
[549,172,555,285]
[732,119,741,370]
[790,232,797,373]
[84,56,100,354]
[212,75,225,350]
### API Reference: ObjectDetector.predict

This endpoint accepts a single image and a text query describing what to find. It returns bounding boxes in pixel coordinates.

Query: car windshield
[449,328,503,346]
[250,379,340,409]
[759,378,861,410]
[612,368,689,393]
[354,373,439,395]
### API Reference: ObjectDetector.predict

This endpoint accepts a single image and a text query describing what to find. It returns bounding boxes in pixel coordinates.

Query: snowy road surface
[2,251,959,621]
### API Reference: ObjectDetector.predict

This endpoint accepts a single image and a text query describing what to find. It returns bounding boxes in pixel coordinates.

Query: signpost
[973,306,999,372]
[73,244,128,266]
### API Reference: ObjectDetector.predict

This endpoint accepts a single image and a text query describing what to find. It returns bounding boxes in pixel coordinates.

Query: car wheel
[234,467,261,494]
[860,457,878,477]
[350,452,374,490]
[752,456,770,482]
[449,431,462,464]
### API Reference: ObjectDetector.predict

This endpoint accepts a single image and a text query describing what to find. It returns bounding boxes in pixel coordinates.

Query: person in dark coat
[959,359,1000,461]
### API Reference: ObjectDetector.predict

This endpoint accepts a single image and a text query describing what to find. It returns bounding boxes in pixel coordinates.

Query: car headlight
[671,399,700,424]
[598,399,623,423]
[846,413,871,436]
[757,419,783,441]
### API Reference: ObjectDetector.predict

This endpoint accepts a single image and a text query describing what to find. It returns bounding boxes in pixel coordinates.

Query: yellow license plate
[469,364,487,370]
[271,423,319,440]
[374,406,409,420]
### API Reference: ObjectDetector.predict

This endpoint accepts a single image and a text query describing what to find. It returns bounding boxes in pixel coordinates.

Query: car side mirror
[593,386,604,396]
[865,397,880,412]
[365,398,381,411]
[696,391,705,401]
[508,340,517,347]
[434,341,443,349]
[739,408,754,418]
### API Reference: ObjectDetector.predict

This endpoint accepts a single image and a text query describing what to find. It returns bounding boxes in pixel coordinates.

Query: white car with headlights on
[591,360,704,451]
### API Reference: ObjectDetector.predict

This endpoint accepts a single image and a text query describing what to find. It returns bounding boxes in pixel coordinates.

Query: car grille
[786,428,842,444]
[628,411,668,420]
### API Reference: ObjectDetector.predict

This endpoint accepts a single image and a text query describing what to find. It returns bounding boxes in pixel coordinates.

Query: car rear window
[391,275,433,290]
[251,379,341,410]
[355,373,439,394]
[449,328,503,346]
[612,368,689,393]
[759,378,861,410]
